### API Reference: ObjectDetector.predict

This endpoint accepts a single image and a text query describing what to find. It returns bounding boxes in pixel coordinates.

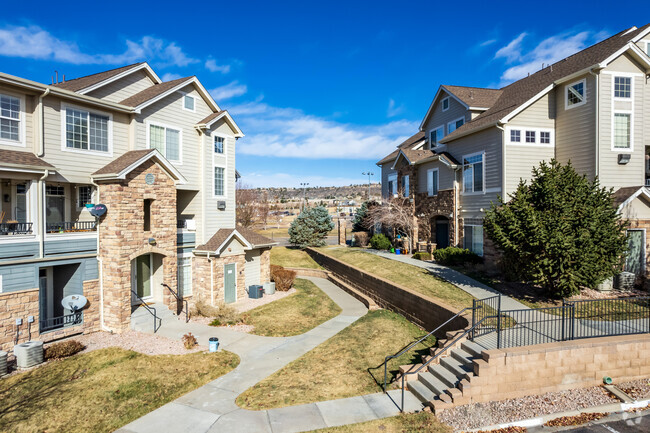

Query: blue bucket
[209,337,219,352]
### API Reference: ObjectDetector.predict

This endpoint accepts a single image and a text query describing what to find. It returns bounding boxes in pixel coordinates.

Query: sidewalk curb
[464,399,650,432]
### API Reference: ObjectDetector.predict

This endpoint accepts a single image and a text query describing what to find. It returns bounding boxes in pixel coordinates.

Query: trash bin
[248,285,264,299]
[264,282,276,295]
[209,337,219,352]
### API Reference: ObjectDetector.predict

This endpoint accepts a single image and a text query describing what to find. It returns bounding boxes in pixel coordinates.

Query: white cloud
[161,72,182,81]
[494,29,606,85]
[230,99,418,160]
[205,59,231,74]
[0,25,198,66]
[210,81,248,100]
[386,99,404,118]
[479,39,497,47]
[239,172,367,188]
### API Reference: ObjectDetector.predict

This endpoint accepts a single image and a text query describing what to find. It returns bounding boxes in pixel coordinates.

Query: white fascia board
[197,111,244,138]
[600,42,650,71]
[135,76,223,114]
[77,63,162,95]
[419,86,469,131]
[215,230,254,254]
[617,187,650,213]
[390,150,412,170]
[501,84,555,124]
[0,165,51,174]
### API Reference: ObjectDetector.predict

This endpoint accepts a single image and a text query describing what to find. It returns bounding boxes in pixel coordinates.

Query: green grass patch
[316,247,474,309]
[243,278,341,336]
[0,348,239,433]
[314,412,452,433]
[236,309,435,410]
[271,246,323,269]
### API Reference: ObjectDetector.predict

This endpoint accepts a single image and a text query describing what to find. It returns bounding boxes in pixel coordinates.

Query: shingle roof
[376,132,425,165]
[197,110,225,125]
[611,186,645,207]
[442,25,650,143]
[92,149,155,175]
[196,226,275,252]
[441,85,502,109]
[0,149,55,169]
[51,63,144,92]
[119,76,193,107]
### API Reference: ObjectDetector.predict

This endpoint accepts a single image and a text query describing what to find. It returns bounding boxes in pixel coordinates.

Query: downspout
[208,252,214,306]
[198,128,206,244]
[37,88,50,157]
[37,170,49,258]
[496,123,506,198]
[589,68,600,180]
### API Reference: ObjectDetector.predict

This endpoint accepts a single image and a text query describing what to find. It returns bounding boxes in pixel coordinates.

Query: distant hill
[255,183,381,202]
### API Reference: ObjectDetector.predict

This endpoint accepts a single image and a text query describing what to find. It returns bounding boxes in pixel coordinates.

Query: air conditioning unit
[217,201,226,210]
[0,350,7,376]
[14,341,43,368]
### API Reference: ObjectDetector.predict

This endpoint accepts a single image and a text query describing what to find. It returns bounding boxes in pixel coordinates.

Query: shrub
[193,297,241,325]
[370,234,392,250]
[432,247,482,266]
[182,332,198,349]
[288,206,335,248]
[271,265,297,291]
[192,296,220,318]
[412,252,432,261]
[44,340,85,360]
[353,231,369,247]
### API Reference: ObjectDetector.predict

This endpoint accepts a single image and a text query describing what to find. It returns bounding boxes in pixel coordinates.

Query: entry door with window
[224,263,236,304]
[133,254,153,303]
[626,230,645,276]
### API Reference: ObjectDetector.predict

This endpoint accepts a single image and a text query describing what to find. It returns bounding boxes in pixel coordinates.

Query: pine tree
[288,206,335,248]
[484,159,628,298]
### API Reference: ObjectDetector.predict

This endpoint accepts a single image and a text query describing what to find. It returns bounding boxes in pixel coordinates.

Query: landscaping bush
[353,231,369,247]
[370,234,392,250]
[44,340,85,360]
[432,247,482,266]
[193,297,241,325]
[412,252,432,261]
[271,265,297,291]
[182,332,198,349]
[288,206,335,248]
[192,296,220,318]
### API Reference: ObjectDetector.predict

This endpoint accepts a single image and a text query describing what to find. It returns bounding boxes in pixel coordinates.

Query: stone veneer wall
[415,189,456,245]
[98,160,177,332]
[192,254,246,305]
[0,279,100,352]
[260,249,271,283]
[460,334,650,405]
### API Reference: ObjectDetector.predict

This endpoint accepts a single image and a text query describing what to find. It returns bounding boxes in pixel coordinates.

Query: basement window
[144,199,152,231]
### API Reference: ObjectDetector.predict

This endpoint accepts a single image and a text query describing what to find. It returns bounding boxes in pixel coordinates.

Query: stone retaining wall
[305,248,468,335]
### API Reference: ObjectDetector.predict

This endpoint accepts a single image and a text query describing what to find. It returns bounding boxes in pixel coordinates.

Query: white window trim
[402,174,410,198]
[565,78,587,110]
[60,103,113,157]
[447,117,465,134]
[213,165,227,198]
[441,97,450,112]
[505,126,555,147]
[181,92,196,113]
[427,168,439,197]
[177,253,193,297]
[464,224,484,257]
[611,110,634,153]
[76,185,93,210]
[612,73,635,102]
[461,151,486,195]
[387,174,397,197]
[0,91,26,147]
[429,125,444,149]
[212,131,227,156]
[145,120,183,164]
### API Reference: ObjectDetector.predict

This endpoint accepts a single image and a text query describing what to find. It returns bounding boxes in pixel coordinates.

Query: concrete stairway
[130,303,179,332]
[405,339,484,413]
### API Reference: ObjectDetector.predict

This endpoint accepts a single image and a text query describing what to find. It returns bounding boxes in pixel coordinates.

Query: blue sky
[1,1,648,187]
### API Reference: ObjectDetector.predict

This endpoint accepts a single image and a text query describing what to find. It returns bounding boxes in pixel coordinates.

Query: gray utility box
[0,351,7,376]
[248,285,264,299]
[264,282,276,295]
[14,341,44,368]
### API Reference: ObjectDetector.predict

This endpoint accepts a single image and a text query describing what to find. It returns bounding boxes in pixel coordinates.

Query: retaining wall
[305,248,468,335]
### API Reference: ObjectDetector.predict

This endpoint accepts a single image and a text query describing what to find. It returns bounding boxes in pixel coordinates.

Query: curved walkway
[116,277,421,433]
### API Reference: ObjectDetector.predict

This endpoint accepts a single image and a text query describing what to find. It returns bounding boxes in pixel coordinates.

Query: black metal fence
[40,311,83,332]
[471,295,650,349]
[46,221,96,233]
[0,222,33,235]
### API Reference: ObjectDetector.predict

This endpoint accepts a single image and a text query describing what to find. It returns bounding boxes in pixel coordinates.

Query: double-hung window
[402,175,409,197]
[462,153,484,193]
[448,117,464,134]
[464,225,484,256]
[427,169,438,196]
[77,186,92,208]
[614,76,632,99]
[0,94,21,145]
[178,256,193,296]
[613,113,632,150]
[429,126,444,148]
[64,106,110,153]
[214,167,225,196]
[566,79,586,109]
[149,123,181,162]
[214,136,224,154]
[387,174,397,197]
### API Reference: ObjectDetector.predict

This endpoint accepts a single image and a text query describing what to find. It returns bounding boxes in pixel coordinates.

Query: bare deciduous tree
[236,183,270,228]
[364,193,417,251]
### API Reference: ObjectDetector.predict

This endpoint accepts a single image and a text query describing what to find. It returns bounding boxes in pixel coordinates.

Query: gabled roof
[196,110,244,138]
[195,226,276,254]
[52,63,162,93]
[441,85,503,110]
[376,132,425,165]
[119,76,194,107]
[91,149,187,184]
[0,149,55,172]
[613,186,650,211]
[440,24,650,144]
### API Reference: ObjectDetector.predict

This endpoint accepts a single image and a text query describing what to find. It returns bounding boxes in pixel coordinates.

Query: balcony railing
[0,222,33,235]
[46,221,96,233]
[40,311,83,333]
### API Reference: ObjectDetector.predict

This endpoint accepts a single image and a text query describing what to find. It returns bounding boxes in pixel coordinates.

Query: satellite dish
[89,204,107,217]
[61,294,88,312]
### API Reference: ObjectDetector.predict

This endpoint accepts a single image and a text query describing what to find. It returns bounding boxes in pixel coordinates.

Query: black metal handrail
[46,221,96,233]
[0,222,33,235]
[383,307,473,393]
[131,290,160,333]
[162,283,189,323]
[40,311,83,332]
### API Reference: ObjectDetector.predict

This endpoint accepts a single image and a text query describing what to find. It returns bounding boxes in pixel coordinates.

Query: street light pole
[300,182,309,211]
[362,172,374,201]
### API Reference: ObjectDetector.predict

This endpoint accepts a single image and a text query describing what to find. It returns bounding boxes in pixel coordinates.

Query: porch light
[148,238,156,246]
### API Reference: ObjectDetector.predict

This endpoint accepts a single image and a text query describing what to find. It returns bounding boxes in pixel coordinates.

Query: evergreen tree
[288,206,335,248]
[484,160,628,298]
[352,201,369,232]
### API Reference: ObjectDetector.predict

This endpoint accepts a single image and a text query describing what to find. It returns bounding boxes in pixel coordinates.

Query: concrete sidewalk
[117,276,422,433]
